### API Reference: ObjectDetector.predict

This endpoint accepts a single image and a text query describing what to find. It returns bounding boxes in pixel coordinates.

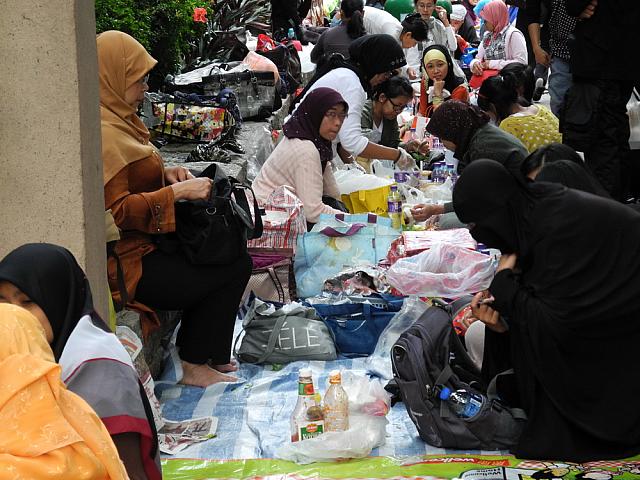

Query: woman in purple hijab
[252,87,350,225]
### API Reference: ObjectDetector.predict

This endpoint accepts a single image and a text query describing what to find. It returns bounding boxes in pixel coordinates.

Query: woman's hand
[165,166,195,184]
[470,291,508,333]
[404,139,430,155]
[433,80,445,97]
[410,203,445,222]
[407,67,418,80]
[171,178,213,202]
[471,61,484,76]
[497,253,517,272]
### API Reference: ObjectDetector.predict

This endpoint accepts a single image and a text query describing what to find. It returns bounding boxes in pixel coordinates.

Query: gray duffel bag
[234,294,337,364]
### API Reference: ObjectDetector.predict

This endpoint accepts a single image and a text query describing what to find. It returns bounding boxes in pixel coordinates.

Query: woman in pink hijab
[469,0,527,79]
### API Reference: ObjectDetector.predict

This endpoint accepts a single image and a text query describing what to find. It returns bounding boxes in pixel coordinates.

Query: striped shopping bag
[248,186,306,252]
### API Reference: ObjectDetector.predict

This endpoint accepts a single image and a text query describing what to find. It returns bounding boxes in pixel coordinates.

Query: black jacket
[566,0,639,81]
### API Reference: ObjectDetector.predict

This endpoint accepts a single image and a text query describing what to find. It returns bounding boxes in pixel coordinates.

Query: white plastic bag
[397,183,426,205]
[275,372,390,464]
[421,178,453,203]
[366,296,430,380]
[370,159,395,179]
[334,168,394,195]
[386,243,496,297]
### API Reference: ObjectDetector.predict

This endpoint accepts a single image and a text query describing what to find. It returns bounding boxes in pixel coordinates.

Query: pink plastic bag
[386,243,495,297]
[242,51,280,83]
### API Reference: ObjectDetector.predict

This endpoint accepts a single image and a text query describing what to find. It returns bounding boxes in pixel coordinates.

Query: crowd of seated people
[6,0,639,474]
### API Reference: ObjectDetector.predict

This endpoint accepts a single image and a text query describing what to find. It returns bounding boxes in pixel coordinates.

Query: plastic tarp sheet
[157,319,640,480]
[156,314,488,462]
[161,455,640,480]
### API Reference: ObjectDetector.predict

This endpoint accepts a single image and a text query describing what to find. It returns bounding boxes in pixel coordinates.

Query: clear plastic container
[323,370,349,432]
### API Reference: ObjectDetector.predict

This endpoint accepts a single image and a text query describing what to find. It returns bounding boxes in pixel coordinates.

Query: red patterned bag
[247,186,306,252]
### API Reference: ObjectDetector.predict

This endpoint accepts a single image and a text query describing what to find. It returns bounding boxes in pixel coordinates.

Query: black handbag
[173,164,263,264]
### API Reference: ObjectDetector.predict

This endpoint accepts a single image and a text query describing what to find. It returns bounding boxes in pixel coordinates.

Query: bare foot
[180,360,238,387]
[209,359,239,373]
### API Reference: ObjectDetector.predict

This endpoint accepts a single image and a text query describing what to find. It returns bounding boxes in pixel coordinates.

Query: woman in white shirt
[470,0,527,76]
[253,88,349,224]
[291,34,416,169]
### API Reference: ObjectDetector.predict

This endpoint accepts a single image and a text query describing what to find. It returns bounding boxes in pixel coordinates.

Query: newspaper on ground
[116,325,165,430]
[159,416,219,455]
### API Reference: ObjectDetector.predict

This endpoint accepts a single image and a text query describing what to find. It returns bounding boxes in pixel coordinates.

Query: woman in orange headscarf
[98,30,252,388]
[0,303,128,479]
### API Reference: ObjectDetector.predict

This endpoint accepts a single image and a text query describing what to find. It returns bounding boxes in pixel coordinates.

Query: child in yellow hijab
[0,304,128,480]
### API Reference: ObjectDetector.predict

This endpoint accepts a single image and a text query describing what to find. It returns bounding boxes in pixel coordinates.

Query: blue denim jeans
[549,56,572,117]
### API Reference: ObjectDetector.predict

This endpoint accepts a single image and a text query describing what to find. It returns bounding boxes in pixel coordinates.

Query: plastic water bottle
[433,162,446,183]
[446,163,454,179]
[323,370,349,432]
[439,387,485,419]
[287,27,296,40]
[387,184,403,230]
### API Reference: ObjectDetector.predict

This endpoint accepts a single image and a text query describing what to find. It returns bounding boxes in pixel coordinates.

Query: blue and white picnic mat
[155,299,501,461]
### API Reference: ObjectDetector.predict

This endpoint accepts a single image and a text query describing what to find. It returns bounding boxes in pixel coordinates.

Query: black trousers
[136,249,252,365]
[563,78,634,200]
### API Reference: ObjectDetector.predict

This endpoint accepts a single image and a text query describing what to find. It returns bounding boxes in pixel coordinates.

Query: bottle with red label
[290,368,325,442]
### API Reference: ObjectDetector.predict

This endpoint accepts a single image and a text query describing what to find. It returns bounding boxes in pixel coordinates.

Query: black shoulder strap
[231,180,263,239]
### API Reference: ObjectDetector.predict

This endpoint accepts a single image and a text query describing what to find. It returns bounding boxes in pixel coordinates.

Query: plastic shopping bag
[247,186,305,251]
[333,169,394,215]
[366,296,430,381]
[421,178,453,203]
[386,243,496,297]
[334,169,393,195]
[370,159,395,179]
[276,372,390,464]
[295,216,399,298]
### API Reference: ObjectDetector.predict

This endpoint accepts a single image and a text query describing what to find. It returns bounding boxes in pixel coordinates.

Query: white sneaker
[532,77,545,102]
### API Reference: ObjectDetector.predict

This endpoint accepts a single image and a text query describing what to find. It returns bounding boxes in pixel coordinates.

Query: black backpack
[391,304,525,450]
[169,163,263,265]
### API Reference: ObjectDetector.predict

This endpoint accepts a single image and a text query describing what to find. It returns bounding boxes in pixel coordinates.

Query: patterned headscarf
[425,100,489,159]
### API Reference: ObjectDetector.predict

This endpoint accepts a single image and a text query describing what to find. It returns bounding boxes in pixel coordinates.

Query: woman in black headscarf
[411,100,528,222]
[535,160,611,198]
[418,44,469,118]
[291,34,415,169]
[454,159,640,462]
[253,87,350,224]
[0,243,161,480]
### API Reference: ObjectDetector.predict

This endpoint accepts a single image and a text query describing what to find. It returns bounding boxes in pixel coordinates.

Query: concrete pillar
[0,1,108,318]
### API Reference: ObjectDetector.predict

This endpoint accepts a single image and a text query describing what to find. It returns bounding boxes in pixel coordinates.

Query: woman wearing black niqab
[453,160,640,462]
